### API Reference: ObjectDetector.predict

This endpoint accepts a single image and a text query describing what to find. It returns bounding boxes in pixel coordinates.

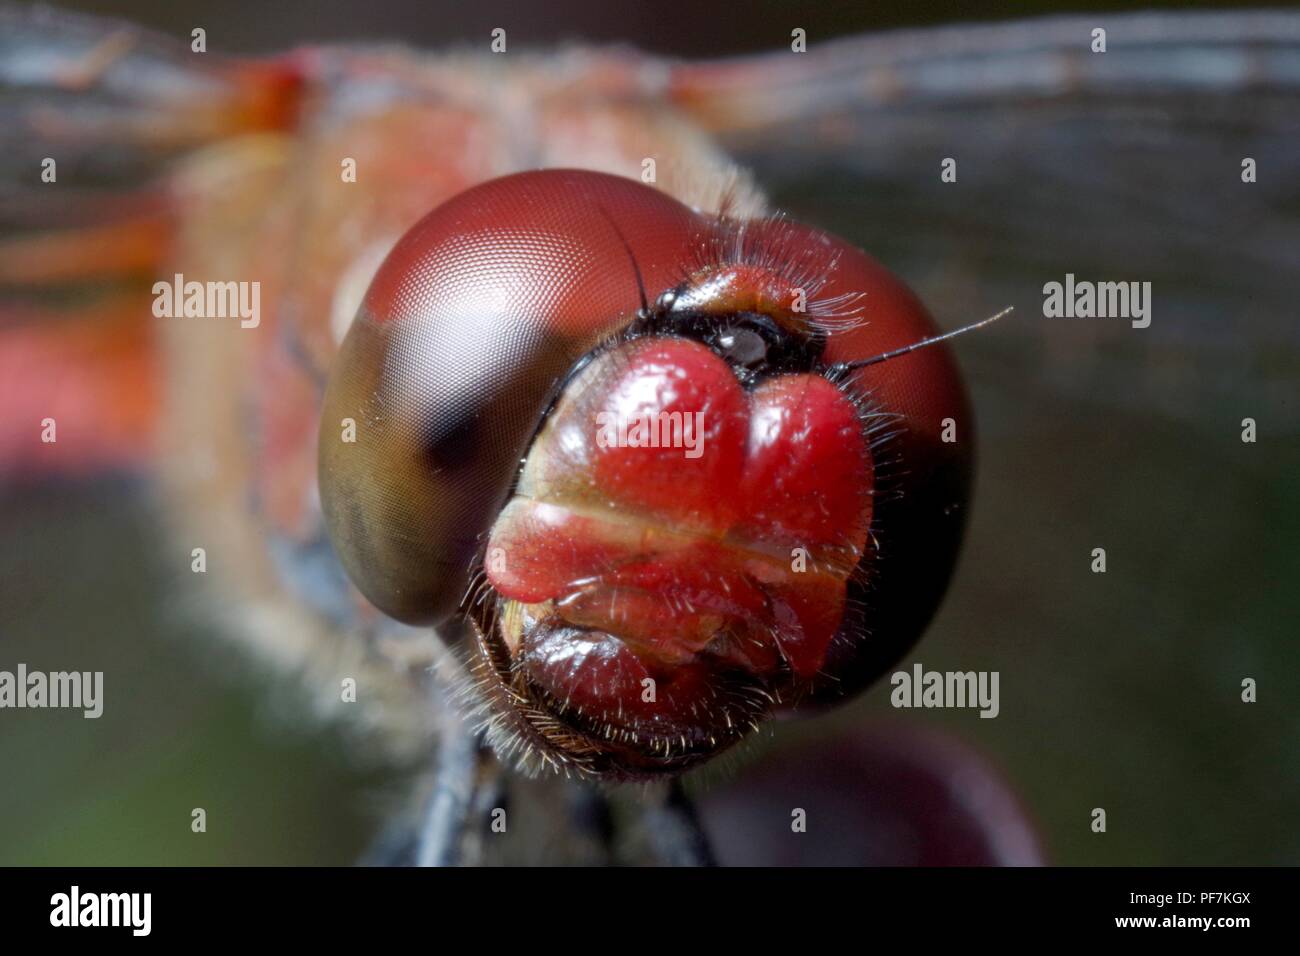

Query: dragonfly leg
[458,757,508,866]
[644,778,717,867]
[413,709,485,867]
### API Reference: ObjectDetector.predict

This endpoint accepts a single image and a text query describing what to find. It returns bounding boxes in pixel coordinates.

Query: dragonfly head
[318,169,974,778]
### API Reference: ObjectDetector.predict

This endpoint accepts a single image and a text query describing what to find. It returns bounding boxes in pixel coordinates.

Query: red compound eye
[319,169,971,778]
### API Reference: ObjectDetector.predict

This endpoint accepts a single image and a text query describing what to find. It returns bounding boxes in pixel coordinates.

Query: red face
[319,170,971,778]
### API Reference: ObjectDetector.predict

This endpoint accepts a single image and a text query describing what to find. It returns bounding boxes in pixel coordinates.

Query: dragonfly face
[318,169,969,777]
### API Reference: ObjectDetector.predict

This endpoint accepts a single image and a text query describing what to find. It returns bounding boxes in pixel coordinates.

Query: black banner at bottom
[0,866,1288,941]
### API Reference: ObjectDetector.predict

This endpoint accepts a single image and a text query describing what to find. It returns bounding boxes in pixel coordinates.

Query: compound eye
[317,171,704,626]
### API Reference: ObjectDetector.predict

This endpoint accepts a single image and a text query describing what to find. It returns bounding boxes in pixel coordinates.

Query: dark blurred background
[2,0,1296,865]
[40,0,1270,56]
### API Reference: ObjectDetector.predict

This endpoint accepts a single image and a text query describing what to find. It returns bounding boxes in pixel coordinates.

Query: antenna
[831,306,1014,374]
[595,203,649,316]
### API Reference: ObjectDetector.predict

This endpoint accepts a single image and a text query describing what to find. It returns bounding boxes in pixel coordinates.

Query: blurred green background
[2,0,1297,865]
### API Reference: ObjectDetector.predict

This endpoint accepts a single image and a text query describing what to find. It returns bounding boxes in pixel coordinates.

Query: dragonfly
[1,6,1297,865]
